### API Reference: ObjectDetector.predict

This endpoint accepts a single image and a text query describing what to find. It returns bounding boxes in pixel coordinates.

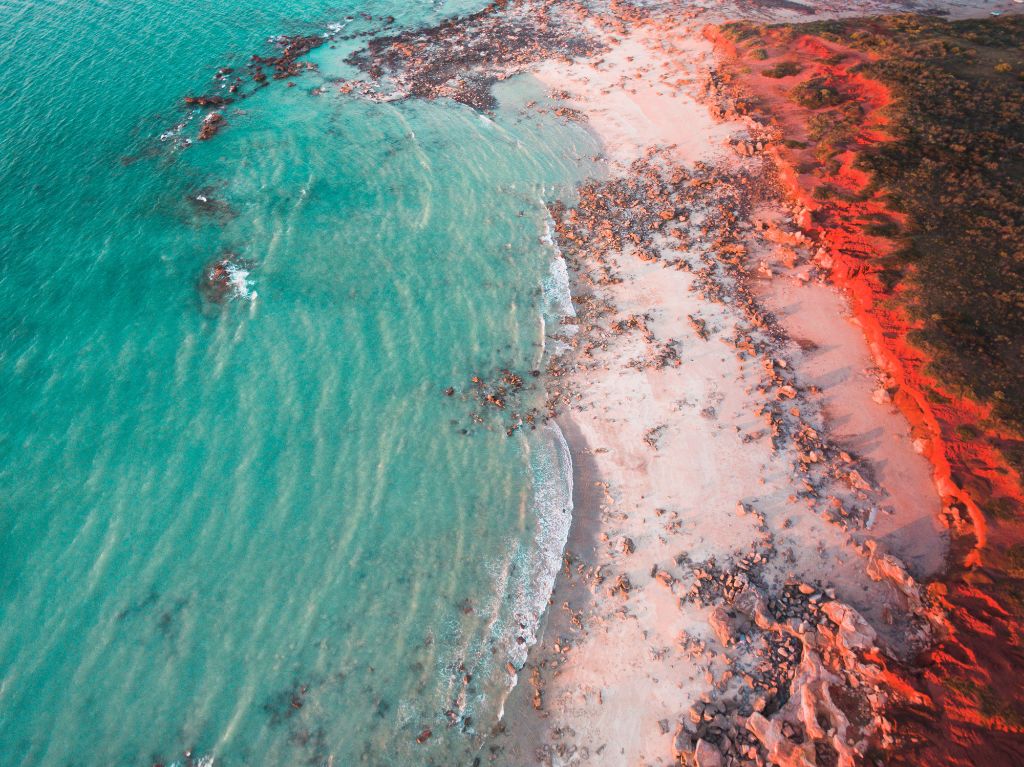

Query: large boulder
[693,738,724,767]
[746,712,816,767]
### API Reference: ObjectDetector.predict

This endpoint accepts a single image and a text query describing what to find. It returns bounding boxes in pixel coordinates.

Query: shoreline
[489,13,953,766]
[328,1,1023,763]
[9,0,1022,764]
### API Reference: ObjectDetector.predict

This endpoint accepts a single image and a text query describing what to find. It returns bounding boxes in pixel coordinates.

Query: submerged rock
[197,111,225,141]
[199,253,256,304]
[187,187,236,220]
[184,94,233,107]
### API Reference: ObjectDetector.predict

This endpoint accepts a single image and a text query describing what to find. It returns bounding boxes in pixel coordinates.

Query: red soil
[707,23,1024,765]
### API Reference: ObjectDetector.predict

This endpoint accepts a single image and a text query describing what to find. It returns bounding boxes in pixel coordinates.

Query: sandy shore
[334,0,1024,761]
[490,16,949,767]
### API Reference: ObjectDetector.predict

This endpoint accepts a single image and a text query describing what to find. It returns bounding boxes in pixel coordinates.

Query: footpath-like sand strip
[492,18,947,767]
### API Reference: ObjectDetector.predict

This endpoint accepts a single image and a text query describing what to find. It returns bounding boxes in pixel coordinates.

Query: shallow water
[0,1,599,763]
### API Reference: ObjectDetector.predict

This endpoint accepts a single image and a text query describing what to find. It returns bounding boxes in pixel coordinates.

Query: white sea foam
[434,199,577,742]
[224,264,256,302]
[483,200,578,718]
[514,420,573,671]
[435,418,573,736]
[542,243,575,321]
[168,756,213,767]
[491,420,573,717]
[539,202,577,358]
[159,119,188,142]
[540,200,575,317]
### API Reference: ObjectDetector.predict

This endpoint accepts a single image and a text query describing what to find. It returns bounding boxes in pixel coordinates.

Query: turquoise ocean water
[0,1,600,763]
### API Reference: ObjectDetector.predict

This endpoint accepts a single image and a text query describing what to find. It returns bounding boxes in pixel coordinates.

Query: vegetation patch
[763,60,803,77]
[862,213,902,239]
[807,101,864,157]
[791,74,849,108]
[789,15,1024,445]
[721,21,765,44]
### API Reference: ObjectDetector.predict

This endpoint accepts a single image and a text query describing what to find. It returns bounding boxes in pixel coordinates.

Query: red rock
[693,738,724,767]
[184,95,233,107]
[197,112,225,141]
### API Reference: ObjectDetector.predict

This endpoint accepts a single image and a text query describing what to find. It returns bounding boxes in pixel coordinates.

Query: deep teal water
[0,1,599,764]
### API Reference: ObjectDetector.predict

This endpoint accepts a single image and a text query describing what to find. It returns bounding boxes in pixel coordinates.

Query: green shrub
[763,60,803,78]
[985,496,1019,521]
[955,423,981,439]
[783,14,1024,435]
[791,75,849,107]
[864,218,902,238]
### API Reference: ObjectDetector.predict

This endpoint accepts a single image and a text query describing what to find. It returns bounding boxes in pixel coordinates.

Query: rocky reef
[343,0,608,110]
[198,253,256,304]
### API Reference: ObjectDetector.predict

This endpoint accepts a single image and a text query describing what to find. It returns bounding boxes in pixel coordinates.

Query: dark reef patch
[344,0,607,111]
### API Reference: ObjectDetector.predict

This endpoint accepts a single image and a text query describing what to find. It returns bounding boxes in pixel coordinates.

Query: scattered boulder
[746,712,815,767]
[199,253,255,303]
[693,738,724,767]
[197,112,225,141]
[708,605,735,647]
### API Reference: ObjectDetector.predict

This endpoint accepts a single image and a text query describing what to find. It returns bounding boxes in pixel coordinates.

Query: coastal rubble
[197,111,225,141]
[359,3,967,760]
[487,124,941,763]
[344,0,607,110]
[250,34,326,81]
[703,17,1024,764]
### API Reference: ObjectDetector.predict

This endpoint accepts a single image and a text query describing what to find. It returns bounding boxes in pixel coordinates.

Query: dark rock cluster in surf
[343,0,607,111]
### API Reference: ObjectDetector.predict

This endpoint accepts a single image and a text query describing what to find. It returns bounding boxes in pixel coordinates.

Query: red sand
[708,23,1024,764]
